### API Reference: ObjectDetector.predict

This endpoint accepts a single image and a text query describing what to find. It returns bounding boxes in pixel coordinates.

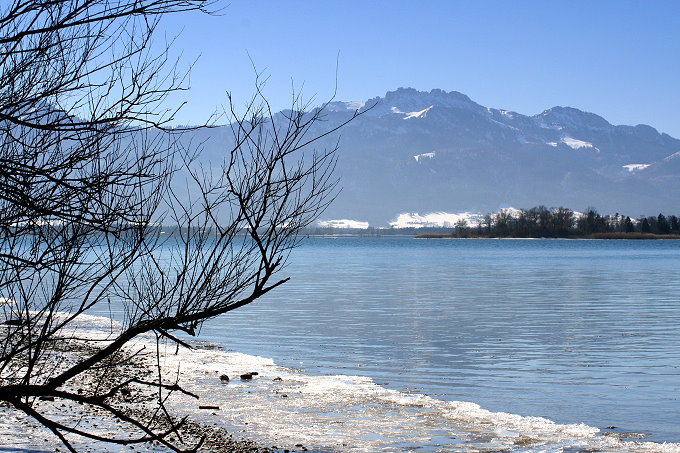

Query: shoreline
[0,316,273,453]
[5,314,680,452]
[416,232,680,239]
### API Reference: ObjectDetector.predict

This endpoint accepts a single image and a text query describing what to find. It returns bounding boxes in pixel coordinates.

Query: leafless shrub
[0,1,358,451]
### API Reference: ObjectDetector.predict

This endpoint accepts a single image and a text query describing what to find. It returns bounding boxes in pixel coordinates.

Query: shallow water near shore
[92,237,680,451]
[199,238,680,445]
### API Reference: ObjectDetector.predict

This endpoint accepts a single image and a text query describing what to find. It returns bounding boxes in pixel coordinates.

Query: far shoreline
[415,232,680,240]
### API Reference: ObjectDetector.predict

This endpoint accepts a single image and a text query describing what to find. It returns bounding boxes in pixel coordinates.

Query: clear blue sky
[160,0,680,137]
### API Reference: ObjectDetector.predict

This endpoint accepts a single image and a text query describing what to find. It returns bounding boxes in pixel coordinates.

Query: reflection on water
[195,238,680,443]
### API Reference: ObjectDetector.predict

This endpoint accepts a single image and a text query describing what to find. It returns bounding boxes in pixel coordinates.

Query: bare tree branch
[0,1,359,451]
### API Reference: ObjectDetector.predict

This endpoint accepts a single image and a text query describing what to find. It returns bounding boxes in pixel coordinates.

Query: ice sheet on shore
[160,344,680,452]
[3,314,680,452]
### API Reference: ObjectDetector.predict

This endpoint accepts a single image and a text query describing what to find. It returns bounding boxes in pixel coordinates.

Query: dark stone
[220,374,230,382]
[240,373,254,380]
[198,405,220,410]
[273,377,282,382]
[606,426,617,429]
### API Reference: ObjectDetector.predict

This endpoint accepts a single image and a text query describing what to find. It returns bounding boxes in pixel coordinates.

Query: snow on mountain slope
[326,101,366,112]
[623,164,651,172]
[321,89,680,223]
[184,88,680,225]
[317,219,370,229]
[404,106,433,120]
[389,212,484,228]
[535,106,612,131]
[413,152,436,162]
[360,88,485,118]
[561,137,598,151]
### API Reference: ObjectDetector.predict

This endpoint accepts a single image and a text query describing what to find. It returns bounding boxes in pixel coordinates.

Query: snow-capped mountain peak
[315,88,680,223]
[360,87,483,117]
[535,106,611,131]
[188,88,680,225]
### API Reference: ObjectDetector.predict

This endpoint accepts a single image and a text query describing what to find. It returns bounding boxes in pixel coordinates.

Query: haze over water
[199,237,680,444]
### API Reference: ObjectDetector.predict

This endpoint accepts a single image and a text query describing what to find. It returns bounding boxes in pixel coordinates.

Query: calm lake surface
[198,237,680,444]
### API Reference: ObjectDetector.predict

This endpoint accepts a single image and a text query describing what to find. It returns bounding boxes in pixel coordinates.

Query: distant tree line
[456,206,680,238]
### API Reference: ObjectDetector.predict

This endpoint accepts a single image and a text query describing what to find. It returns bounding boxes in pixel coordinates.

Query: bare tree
[0,1,357,451]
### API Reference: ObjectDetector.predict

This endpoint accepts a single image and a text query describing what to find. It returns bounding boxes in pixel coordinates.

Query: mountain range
[195,88,680,226]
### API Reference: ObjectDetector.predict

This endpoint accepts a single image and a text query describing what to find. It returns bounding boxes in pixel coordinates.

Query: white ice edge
[3,313,680,452]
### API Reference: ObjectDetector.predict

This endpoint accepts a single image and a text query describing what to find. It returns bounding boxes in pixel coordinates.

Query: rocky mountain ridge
[192,88,680,226]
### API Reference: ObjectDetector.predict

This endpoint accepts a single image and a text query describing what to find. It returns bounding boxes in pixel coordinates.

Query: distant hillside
[181,88,680,226]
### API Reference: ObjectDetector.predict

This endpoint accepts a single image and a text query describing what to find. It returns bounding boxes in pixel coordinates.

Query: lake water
[195,237,680,447]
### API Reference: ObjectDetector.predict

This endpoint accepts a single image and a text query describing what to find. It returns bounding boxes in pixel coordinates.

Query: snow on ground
[623,164,651,172]
[155,330,680,453]
[318,208,534,230]
[497,207,523,217]
[489,117,519,131]
[561,137,598,151]
[316,219,369,229]
[413,152,436,162]
[389,212,484,229]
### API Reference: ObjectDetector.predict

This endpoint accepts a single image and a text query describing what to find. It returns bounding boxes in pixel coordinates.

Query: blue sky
[161,1,680,137]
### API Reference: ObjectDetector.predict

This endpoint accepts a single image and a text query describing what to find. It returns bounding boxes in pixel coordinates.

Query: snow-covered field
[388,211,484,229]
[317,208,528,230]
[316,219,370,229]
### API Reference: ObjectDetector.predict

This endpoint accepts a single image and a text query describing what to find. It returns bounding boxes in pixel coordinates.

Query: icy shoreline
[0,314,268,453]
[3,313,680,452]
